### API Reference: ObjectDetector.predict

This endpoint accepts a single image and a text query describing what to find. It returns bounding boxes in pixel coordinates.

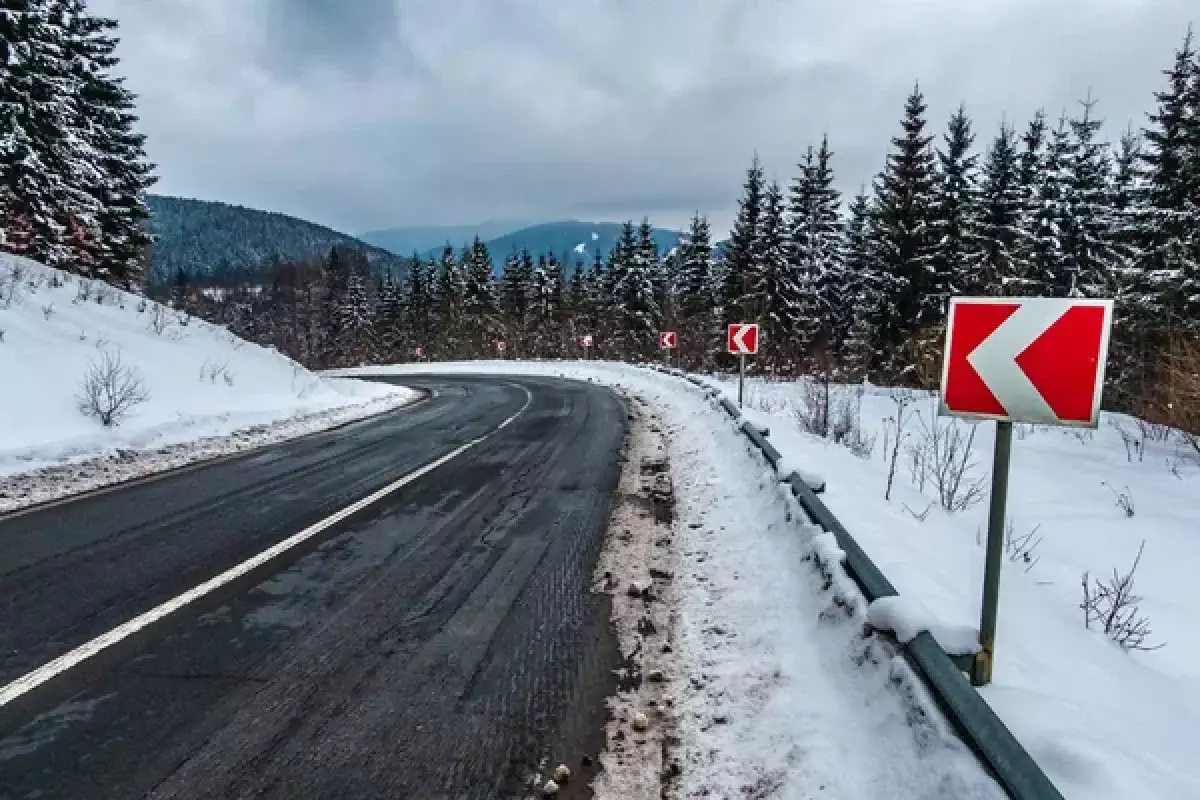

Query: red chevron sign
[727,323,759,355]
[659,331,677,349]
[939,297,1113,426]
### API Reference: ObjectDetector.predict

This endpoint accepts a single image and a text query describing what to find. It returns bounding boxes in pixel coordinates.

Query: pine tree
[405,252,432,355]
[433,243,464,358]
[677,213,713,317]
[1140,29,1200,334]
[461,236,499,355]
[756,180,794,366]
[871,84,938,380]
[59,0,154,286]
[930,105,980,303]
[974,122,1023,295]
[613,218,661,357]
[1060,94,1116,298]
[375,273,404,363]
[0,2,86,267]
[842,189,880,378]
[1026,114,1071,296]
[1013,110,1049,295]
[722,156,765,326]
[789,135,845,363]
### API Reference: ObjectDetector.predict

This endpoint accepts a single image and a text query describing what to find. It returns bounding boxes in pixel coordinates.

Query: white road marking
[0,385,533,708]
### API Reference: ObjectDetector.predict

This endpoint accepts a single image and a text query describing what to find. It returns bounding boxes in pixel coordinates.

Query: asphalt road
[0,374,628,799]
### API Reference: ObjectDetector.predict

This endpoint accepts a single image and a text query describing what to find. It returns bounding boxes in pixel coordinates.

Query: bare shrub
[882,389,918,501]
[148,303,171,335]
[41,303,54,321]
[77,348,150,427]
[1110,419,1142,463]
[199,358,234,385]
[0,328,5,343]
[1080,541,1163,651]
[1005,521,1043,572]
[746,386,787,414]
[792,378,832,437]
[1102,482,1136,518]
[137,298,148,313]
[0,264,25,308]
[912,401,986,512]
[94,284,110,305]
[75,279,94,304]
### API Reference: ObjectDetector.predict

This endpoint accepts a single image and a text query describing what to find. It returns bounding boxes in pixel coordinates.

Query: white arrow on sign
[731,325,754,353]
[966,302,1062,424]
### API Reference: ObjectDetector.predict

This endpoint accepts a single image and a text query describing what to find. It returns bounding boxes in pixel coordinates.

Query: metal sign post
[974,420,1012,686]
[739,354,746,408]
[939,297,1113,686]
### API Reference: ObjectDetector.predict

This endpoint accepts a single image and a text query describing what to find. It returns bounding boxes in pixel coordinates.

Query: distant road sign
[414,346,423,357]
[659,331,677,349]
[580,334,594,347]
[496,340,506,353]
[727,323,759,355]
[940,297,1113,427]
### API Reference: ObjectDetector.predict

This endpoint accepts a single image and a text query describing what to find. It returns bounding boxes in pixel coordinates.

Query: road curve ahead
[0,375,628,799]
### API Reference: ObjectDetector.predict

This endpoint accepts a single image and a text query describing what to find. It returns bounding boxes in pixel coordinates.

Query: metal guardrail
[646,365,1064,800]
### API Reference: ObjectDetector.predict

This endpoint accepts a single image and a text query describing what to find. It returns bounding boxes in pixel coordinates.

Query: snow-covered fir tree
[405,252,433,354]
[461,236,499,355]
[974,122,1023,295]
[0,0,153,285]
[433,244,465,358]
[790,135,845,362]
[722,156,765,326]
[930,105,980,303]
[755,180,793,365]
[1060,95,1116,298]
[870,84,938,380]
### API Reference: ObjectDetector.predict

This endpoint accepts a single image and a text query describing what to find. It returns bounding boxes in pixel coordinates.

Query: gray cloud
[91,0,1197,237]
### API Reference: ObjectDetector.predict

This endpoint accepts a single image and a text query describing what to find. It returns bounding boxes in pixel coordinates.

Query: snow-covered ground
[0,255,417,511]
[347,361,1009,799]
[709,373,1200,800]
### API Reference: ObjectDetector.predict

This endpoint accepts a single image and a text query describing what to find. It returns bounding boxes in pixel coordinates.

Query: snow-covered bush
[77,348,150,427]
[148,303,170,335]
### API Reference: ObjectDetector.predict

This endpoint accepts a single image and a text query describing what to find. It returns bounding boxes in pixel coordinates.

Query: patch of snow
[591,231,599,241]
[868,596,981,655]
[0,255,417,510]
[573,242,586,254]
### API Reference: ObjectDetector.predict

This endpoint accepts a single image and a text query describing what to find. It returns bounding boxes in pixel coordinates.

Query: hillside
[0,254,417,511]
[145,195,410,286]
[358,220,531,256]
[413,220,683,267]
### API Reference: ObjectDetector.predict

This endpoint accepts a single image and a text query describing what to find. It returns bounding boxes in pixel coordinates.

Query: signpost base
[974,420,1013,687]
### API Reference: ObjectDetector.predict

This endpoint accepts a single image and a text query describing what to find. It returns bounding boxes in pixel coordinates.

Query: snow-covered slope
[0,255,416,507]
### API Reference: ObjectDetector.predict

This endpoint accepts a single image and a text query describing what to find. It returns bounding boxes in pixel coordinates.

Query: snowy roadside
[0,384,420,515]
[345,361,1006,799]
[0,255,422,514]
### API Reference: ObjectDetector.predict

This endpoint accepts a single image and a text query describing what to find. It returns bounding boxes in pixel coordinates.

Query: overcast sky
[91,0,1196,237]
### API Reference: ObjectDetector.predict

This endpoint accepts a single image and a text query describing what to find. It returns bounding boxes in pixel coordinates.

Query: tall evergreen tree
[677,212,713,318]
[974,122,1023,295]
[756,180,793,365]
[842,188,880,378]
[930,105,980,303]
[1026,114,1071,296]
[870,84,938,380]
[433,243,464,358]
[1060,94,1116,298]
[722,155,765,325]
[405,252,432,353]
[790,135,845,360]
[461,236,499,355]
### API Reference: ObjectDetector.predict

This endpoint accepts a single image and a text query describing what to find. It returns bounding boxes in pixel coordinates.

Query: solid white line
[0,386,533,709]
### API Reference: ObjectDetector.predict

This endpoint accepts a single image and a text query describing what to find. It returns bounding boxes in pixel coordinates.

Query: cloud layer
[92,0,1197,235]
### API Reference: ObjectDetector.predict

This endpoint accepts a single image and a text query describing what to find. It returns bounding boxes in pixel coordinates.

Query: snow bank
[0,255,417,502]
[696,370,1200,800]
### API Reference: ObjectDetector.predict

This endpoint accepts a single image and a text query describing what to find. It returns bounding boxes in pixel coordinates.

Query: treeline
[0,0,155,287]
[184,27,1200,425]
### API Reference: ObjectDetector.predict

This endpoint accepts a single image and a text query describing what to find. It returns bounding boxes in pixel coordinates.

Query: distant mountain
[417,221,682,270]
[359,219,532,256]
[145,195,409,285]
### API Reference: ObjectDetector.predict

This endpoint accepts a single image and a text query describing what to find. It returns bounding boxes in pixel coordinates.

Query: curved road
[0,375,628,799]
